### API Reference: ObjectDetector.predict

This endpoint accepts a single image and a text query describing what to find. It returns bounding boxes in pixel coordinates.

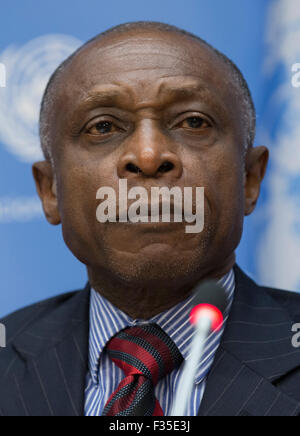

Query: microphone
[170,281,227,416]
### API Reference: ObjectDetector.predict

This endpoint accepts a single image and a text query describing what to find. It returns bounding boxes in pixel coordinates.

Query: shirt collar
[88,269,235,385]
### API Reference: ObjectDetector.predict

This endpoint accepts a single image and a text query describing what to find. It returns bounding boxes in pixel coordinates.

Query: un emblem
[0,34,82,163]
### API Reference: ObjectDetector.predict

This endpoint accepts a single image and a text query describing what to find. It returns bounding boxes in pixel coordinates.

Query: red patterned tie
[102,323,183,416]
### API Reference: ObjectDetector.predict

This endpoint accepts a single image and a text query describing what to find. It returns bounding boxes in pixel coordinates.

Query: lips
[117,201,185,221]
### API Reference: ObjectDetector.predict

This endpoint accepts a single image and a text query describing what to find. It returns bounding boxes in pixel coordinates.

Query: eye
[178,116,211,130]
[86,120,118,136]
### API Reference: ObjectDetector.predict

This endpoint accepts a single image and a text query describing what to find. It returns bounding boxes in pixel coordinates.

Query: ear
[244,146,269,216]
[32,161,61,225]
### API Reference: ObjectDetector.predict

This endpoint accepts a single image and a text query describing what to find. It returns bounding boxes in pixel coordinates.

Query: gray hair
[39,21,256,164]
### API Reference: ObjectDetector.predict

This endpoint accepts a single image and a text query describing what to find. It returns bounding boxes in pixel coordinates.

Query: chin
[103,244,207,286]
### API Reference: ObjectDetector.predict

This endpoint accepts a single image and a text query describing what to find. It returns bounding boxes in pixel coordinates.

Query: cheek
[54,158,110,254]
[212,154,245,238]
[188,148,245,225]
[56,149,116,219]
[58,176,97,257]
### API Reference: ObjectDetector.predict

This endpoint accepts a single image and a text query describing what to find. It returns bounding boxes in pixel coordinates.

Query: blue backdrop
[0,0,299,318]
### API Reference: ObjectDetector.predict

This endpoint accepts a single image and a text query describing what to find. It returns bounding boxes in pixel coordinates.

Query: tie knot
[106,323,183,386]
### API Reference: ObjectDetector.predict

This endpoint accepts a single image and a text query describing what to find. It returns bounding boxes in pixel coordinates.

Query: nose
[117,120,183,180]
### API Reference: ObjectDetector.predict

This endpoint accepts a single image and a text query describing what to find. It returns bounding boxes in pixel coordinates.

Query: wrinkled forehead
[56,30,237,108]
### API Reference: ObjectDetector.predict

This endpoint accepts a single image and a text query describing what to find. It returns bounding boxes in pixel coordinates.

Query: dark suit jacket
[1,265,300,416]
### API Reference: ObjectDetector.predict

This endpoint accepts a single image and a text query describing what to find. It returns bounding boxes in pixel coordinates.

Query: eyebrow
[157,81,208,99]
[76,86,129,111]
[72,80,221,117]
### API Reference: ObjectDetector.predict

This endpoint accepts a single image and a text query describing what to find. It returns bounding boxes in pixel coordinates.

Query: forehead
[56,30,237,110]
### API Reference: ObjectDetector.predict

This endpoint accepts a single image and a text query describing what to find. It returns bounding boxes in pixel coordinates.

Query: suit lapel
[2,285,90,416]
[199,266,300,416]
[198,347,300,416]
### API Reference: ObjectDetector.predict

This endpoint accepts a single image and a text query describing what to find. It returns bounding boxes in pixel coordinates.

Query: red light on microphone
[190,304,224,331]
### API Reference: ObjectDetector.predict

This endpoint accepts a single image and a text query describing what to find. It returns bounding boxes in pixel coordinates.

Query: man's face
[35,30,266,285]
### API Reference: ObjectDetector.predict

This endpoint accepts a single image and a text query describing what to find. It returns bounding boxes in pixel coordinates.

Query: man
[1,21,300,417]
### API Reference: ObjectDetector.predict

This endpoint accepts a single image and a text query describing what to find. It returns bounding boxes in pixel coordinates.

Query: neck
[87,255,235,319]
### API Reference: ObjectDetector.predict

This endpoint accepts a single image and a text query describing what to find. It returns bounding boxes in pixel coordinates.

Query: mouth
[111,220,185,235]
[116,201,186,222]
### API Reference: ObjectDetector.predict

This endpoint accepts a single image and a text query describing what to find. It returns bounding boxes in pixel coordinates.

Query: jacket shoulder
[263,286,300,321]
[0,288,86,376]
[234,265,300,321]
[0,290,80,338]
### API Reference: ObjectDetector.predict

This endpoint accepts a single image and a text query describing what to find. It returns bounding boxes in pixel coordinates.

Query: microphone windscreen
[192,280,227,314]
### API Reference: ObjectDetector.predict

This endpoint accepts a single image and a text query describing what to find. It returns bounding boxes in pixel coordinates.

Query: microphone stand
[170,315,212,416]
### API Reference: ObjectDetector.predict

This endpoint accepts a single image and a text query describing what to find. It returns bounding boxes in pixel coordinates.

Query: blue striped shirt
[84,269,235,416]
